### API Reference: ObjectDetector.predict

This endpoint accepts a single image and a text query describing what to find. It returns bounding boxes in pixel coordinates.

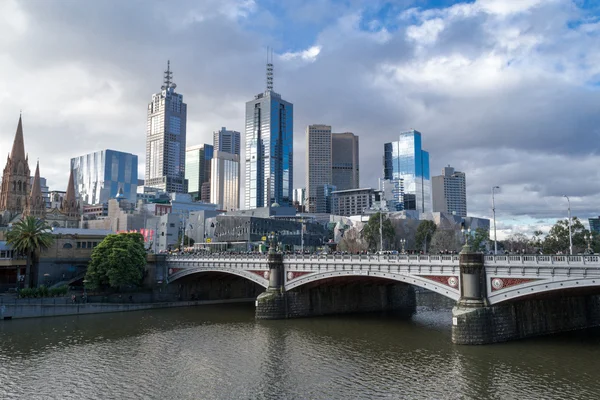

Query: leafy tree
[177,234,195,248]
[85,233,146,291]
[504,233,530,253]
[338,227,368,253]
[470,227,490,252]
[415,220,437,252]
[542,217,587,254]
[430,229,460,254]
[361,212,396,251]
[6,216,54,288]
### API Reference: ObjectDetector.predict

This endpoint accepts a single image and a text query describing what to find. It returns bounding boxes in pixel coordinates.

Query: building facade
[213,127,241,156]
[590,217,600,234]
[332,132,359,191]
[244,62,293,209]
[0,116,30,223]
[186,144,213,201]
[210,151,240,211]
[306,124,332,213]
[316,184,336,214]
[145,61,187,193]
[432,165,467,217]
[71,149,138,205]
[384,130,431,213]
[332,188,375,217]
[379,178,404,211]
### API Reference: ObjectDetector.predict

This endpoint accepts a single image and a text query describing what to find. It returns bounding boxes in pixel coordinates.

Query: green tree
[470,227,490,252]
[6,216,54,288]
[542,217,587,254]
[429,229,460,254]
[176,234,195,248]
[415,220,437,252]
[361,212,396,251]
[85,233,146,291]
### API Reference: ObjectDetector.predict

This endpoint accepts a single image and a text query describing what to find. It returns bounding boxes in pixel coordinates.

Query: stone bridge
[164,251,600,344]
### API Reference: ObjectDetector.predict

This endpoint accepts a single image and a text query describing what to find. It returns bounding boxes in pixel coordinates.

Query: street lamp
[268,231,278,254]
[400,238,406,254]
[492,186,500,255]
[585,233,593,254]
[563,195,573,255]
[461,226,472,249]
[379,210,383,252]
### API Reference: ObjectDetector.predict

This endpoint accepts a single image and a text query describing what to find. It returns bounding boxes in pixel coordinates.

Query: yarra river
[1,304,599,400]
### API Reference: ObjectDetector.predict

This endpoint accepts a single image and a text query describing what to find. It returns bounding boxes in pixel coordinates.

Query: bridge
[163,251,600,344]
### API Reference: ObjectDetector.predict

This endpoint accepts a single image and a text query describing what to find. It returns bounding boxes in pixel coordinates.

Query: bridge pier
[255,253,287,320]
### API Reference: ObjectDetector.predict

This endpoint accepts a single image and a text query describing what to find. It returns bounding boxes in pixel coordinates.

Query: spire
[161,60,177,91]
[61,167,80,219]
[65,167,76,204]
[266,47,273,92]
[24,160,45,218]
[10,115,26,162]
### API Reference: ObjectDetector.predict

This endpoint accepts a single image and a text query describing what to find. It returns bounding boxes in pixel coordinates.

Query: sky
[0,0,599,239]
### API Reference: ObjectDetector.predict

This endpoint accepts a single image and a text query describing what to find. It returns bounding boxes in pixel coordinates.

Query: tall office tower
[589,217,600,234]
[145,61,187,193]
[210,151,240,211]
[432,165,467,217]
[332,132,359,191]
[71,149,138,205]
[186,144,213,201]
[245,53,293,209]
[293,188,306,207]
[306,124,332,213]
[379,178,404,211]
[384,130,431,213]
[213,127,241,156]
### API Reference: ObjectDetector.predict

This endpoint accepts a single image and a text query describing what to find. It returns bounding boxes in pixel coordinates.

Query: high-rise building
[186,144,213,201]
[384,130,431,213]
[379,178,404,211]
[293,188,306,207]
[71,150,138,205]
[332,188,375,217]
[145,61,187,193]
[316,184,337,214]
[213,127,241,156]
[589,217,600,234]
[306,124,332,213]
[210,150,240,211]
[244,57,293,209]
[332,132,359,191]
[432,165,467,217]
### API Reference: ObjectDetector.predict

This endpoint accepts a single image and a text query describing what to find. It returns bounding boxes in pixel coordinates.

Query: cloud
[0,0,598,239]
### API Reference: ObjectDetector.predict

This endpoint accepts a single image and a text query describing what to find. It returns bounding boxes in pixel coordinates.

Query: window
[63,243,73,249]
[77,242,81,249]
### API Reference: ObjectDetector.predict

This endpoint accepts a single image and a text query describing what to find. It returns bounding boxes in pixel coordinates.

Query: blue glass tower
[384,130,431,212]
[244,58,293,208]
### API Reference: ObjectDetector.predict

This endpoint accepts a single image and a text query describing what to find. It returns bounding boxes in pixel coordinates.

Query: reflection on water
[0,305,599,400]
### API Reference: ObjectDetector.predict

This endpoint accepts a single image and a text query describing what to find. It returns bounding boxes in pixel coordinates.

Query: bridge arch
[488,277,600,305]
[285,270,460,301]
[169,267,269,289]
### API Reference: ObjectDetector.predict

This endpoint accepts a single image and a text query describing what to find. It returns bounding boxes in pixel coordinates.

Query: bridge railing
[284,254,460,264]
[484,254,600,265]
[166,254,268,262]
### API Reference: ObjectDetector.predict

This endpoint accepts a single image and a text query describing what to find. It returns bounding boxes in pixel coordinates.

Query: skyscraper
[145,61,187,193]
[71,149,138,205]
[213,127,241,156]
[432,165,467,217]
[306,124,332,213]
[210,151,240,211]
[332,132,359,191]
[186,144,213,201]
[384,130,431,213]
[244,55,293,208]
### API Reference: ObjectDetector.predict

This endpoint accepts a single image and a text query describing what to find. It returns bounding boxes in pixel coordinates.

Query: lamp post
[461,227,472,250]
[400,238,406,254]
[563,195,573,255]
[492,186,500,255]
[585,233,593,254]
[268,231,277,254]
[379,210,383,252]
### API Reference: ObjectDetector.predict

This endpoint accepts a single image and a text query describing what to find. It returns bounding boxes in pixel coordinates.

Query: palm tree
[6,216,54,288]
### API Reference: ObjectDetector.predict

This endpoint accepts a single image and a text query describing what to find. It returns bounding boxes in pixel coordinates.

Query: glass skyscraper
[384,130,431,212]
[244,64,293,209]
[186,144,213,201]
[145,61,187,193]
[213,127,241,156]
[210,151,240,211]
[71,149,138,205]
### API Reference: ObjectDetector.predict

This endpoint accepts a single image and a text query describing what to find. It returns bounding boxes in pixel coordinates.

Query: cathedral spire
[24,160,45,218]
[61,167,80,219]
[10,115,26,163]
[65,167,76,205]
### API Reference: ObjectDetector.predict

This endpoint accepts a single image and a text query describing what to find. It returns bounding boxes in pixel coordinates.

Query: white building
[432,165,467,217]
[332,188,375,217]
[210,151,240,211]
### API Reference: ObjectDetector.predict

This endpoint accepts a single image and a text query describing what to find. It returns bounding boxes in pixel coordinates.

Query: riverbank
[0,297,255,320]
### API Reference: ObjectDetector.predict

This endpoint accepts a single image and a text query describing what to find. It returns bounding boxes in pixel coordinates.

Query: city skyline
[1,0,599,239]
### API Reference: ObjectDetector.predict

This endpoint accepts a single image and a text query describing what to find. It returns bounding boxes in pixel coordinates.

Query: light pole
[563,195,573,255]
[400,238,406,254]
[379,211,383,252]
[585,233,593,254]
[492,186,500,255]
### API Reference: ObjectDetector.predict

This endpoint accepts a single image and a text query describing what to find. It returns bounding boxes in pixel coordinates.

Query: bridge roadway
[165,254,600,305]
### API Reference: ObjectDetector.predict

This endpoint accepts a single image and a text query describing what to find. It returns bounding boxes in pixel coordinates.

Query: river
[0,304,599,400]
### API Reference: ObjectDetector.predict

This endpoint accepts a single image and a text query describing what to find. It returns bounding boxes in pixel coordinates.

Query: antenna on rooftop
[266,47,273,92]
[161,60,177,91]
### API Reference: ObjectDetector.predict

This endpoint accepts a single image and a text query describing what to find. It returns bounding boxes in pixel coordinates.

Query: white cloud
[281,45,322,62]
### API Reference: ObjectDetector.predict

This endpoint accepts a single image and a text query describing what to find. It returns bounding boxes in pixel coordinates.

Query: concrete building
[432,165,467,217]
[213,127,241,156]
[306,124,332,213]
[71,149,138,205]
[210,151,240,211]
[332,132,359,191]
[145,61,187,193]
[384,130,431,213]
[332,188,375,217]
[245,60,293,208]
[186,144,213,201]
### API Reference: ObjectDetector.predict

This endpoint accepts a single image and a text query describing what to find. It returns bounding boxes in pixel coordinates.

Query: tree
[429,229,461,254]
[415,220,437,253]
[85,233,146,291]
[6,216,54,288]
[470,228,490,252]
[504,233,529,253]
[542,217,587,254]
[177,234,195,248]
[337,227,368,253]
[361,212,396,251]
